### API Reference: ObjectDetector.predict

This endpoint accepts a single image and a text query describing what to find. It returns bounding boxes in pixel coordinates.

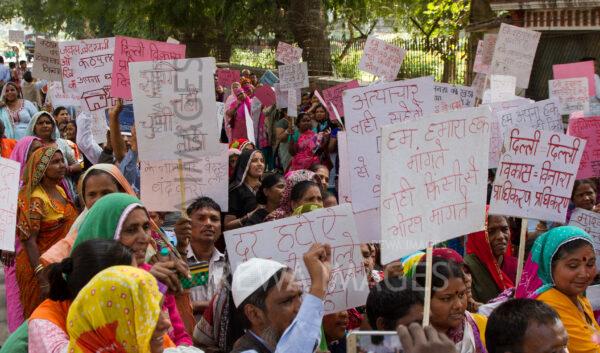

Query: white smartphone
[346,331,403,353]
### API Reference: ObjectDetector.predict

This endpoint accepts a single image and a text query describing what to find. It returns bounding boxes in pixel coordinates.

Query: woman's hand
[149,258,190,294]
[36,269,50,300]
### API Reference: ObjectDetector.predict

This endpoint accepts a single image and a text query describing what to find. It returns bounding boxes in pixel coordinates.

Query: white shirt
[185,244,226,305]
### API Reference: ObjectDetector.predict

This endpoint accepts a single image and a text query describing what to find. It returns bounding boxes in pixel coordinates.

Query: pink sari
[228,97,251,141]
[289,130,322,171]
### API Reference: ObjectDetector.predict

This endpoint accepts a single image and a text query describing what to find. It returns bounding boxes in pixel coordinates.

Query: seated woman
[71,193,193,346]
[265,169,319,221]
[465,211,516,303]
[519,226,599,353]
[414,257,487,353]
[225,149,265,230]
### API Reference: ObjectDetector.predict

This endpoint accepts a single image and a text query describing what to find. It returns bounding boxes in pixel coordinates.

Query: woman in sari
[71,193,193,346]
[265,169,318,221]
[517,226,599,353]
[226,88,252,141]
[0,120,16,157]
[288,112,329,172]
[16,146,78,318]
[225,149,265,230]
[465,211,516,303]
[0,82,38,140]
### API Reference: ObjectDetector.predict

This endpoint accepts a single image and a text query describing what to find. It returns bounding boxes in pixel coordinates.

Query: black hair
[572,179,598,199]
[414,257,464,295]
[47,239,133,301]
[53,106,68,118]
[19,60,26,65]
[186,196,222,216]
[290,180,321,203]
[23,71,33,83]
[486,299,560,353]
[309,163,327,173]
[580,57,596,62]
[322,190,336,201]
[295,112,308,127]
[0,119,4,137]
[256,173,284,205]
[238,268,288,329]
[552,238,594,268]
[0,56,4,64]
[366,276,424,330]
[81,169,123,200]
[8,62,15,69]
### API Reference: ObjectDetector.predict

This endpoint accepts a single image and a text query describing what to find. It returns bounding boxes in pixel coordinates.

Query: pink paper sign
[322,80,359,119]
[254,85,276,106]
[553,61,596,97]
[568,116,600,179]
[276,41,302,65]
[217,69,241,88]
[111,36,186,100]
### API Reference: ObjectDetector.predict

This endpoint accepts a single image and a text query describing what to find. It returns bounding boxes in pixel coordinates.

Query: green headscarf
[72,193,144,252]
[531,225,594,296]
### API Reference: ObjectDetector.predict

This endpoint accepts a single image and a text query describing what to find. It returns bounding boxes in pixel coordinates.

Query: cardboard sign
[569,208,600,268]
[474,34,497,75]
[111,36,186,99]
[47,81,81,107]
[490,75,517,103]
[567,116,600,179]
[130,57,220,161]
[0,158,19,251]
[254,85,276,106]
[495,98,563,133]
[490,128,585,223]
[433,83,476,113]
[549,77,589,115]
[216,69,241,88]
[224,204,369,314]
[322,80,359,120]
[358,36,406,82]
[278,62,309,90]
[342,76,435,212]
[32,38,61,81]
[8,30,24,43]
[274,83,300,109]
[471,73,487,99]
[380,107,490,263]
[491,24,541,88]
[259,70,279,86]
[276,41,302,65]
[140,148,229,212]
[553,61,596,97]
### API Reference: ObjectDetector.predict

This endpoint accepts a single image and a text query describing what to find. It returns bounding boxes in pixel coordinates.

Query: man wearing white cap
[231,243,332,353]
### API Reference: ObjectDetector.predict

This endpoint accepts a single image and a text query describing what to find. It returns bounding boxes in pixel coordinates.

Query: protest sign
[491,24,541,88]
[224,203,369,313]
[337,131,352,204]
[244,104,256,144]
[322,80,360,120]
[47,81,81,107]
[569,208,600,268]
[342,76,435,212]
[111,36,186,99]
[496,98,563,133]
[216,69,241,88]
[473,34,497,75]
[274,83,300,109]
[276,41,303,65]
[91,111,109,144]
[254,85,276,106]
[32,38,61,81]
[567,116,600,179]
[358,36,405,82]
[104,103,134,133]
[166,37,180,44]
[278,62,309,90]
[59,37,116,113]
[433,83,475,113]
[380,107,490,263]
[471,73,487,99]
[490,128,585,223]
[553,61,596,97]
[549,77,589,115]
[287,89,298,117]
[140,148,228,212]
[0,158,19,251]
[259,70,279,86]
[8,30,24,43]
[490,75,517,103]
[130,57,220,161]
[216,102,225,136]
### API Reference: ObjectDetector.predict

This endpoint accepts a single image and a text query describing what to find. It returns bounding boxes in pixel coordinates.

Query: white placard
[549,77,590,115]
[278,62,309,91]
[216,102,224,136]
[491,23,541,88]
[224,204,369,314]
[473,34,497,75]
[47,81,81,107]
[490,74,516,103]
[130,57,220,161]
[358,36,406,82]
[490,128,585,223]
[287,89,298,117]
[433,83,476,113]
[140,148,228,212]
[276,41,303,65]
[91,111,108,144]
[244,103,256,144]
[274,83,300,109]
[0,158,20,251]
[471,73,487,99]
[380,107,490,263]
[342,76,435,212]
[8,30,24,43]
[496,98,563,133]
[569,208,600,269]
[32,37,61,81]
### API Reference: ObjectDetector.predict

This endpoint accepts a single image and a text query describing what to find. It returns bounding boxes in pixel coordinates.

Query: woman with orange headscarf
[15,146,78,318]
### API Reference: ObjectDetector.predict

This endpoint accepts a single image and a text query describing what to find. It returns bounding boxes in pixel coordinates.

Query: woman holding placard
[225,149,265,230]
[0,82,38,140]
[288,112,329,172]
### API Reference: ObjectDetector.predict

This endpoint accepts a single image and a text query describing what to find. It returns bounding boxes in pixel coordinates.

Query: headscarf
[422,248,464,265]
[466,209,515,291]
[401,252,425,279]
[72,193,144,251]
[66,266,163,353]
[229,149,261,191]
[0,82,24,140]
[265,169,317,221]
[9,136,41,180]
[517,226,593,298]
[26,111,61,140]
[402,248,463,279]
[0,82,23,102]
[229,138,253,151]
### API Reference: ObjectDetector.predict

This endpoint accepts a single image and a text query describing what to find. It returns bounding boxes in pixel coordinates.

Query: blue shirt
[0,64,10,83]
[119,149,140,195]
[241,293,324,353]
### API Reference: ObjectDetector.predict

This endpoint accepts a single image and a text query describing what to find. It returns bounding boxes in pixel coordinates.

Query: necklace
[6,100,23,123]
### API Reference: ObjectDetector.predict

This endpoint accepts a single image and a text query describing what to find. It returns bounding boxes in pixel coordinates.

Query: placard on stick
[433,83,475,113]
[276,41,302,65]
[278,62,309,91]
[8,30,24,43]
[322,80,359,119]
[473,33,497,75]
[567,116,600,179]
[569,208,600,269]
[217,69,241,88]
[32,38,61,81]
[553,61,596,97]
[491,24,541,88]
[358,36,406,82]
[380,107,491,263]
[0,158,20,251]
[549,77,589,115]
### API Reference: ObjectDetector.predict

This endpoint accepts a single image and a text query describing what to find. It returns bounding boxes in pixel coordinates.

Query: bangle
[34,264,44,275]
[39,284,49,288]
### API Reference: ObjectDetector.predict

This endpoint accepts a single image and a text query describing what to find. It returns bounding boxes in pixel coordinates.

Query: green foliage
[229,48,276,68]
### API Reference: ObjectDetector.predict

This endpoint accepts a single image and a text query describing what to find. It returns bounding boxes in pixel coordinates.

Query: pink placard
[217,69,241,89]
[322,80,359,119]
[553,61,596,97]
[568,116,600,179]
[111,36,186,99]
[254,85,276,106]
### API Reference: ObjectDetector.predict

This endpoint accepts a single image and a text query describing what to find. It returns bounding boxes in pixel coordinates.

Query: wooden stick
[177,159,187,216]
[516,218,529,284]
[422,244,434,327]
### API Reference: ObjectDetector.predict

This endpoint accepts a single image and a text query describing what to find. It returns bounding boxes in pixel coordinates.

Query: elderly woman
[0,82,38,140]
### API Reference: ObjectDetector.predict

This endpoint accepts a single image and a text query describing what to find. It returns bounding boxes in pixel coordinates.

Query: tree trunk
[288,0,332,76]
[185,40,212,58]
